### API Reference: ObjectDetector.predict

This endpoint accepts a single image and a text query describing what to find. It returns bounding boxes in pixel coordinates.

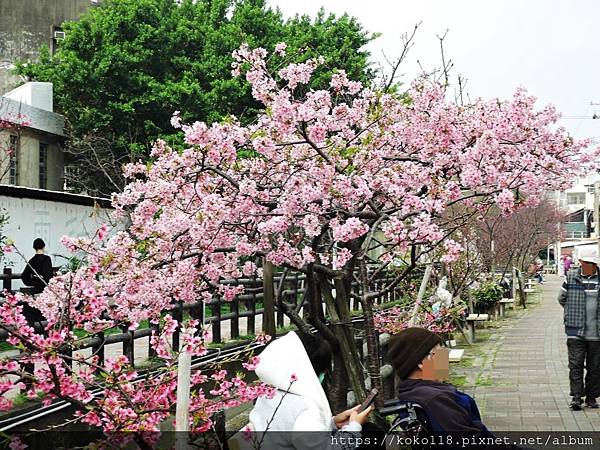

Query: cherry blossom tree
[476,200,565,276]
[0,42,597,443]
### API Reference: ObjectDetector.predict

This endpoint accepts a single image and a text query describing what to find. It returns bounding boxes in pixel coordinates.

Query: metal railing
[0,267,403,368]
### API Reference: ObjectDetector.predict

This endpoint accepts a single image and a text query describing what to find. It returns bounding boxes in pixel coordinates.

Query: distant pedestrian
[21,238,53,327]
[20,238,53,383]
[564,256,572,273]
[21,238,53,296]
[558,255,600,410]
[558,256,565,278]
[534,259,545,284]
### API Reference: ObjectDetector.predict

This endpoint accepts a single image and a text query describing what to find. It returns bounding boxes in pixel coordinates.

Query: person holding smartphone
[234,331,372,449]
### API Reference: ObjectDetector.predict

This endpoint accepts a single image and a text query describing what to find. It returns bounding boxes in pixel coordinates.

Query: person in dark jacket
[558,254,600,410]
[388,327,493,437]
[21,238,53,296]
[386,328,533,450]
[20,238,53,381]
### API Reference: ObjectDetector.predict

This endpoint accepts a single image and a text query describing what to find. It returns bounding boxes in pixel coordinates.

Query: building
[0,184,112,290]
[545,173,600,265]
[0,0,97,94]
[551,173,600,240]
[0,82,65,191]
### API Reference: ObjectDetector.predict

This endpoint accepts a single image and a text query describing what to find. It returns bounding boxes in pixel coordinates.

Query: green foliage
[18,0,375,196]
[471,282,503,312]
[61,255,86,273]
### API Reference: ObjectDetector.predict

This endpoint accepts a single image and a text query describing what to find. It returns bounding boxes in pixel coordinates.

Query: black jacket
[22,254,53,295]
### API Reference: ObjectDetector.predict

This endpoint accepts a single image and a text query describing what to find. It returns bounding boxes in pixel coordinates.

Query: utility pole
[595,181,600,257]
[555,190,562,272]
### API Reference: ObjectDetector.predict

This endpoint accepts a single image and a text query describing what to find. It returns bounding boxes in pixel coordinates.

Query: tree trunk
[303,270,348,410]
[355,264,383,408]
[318,273,367,405]
[262,260,276,337]
[517,272,527,309]
[329,351,349,413]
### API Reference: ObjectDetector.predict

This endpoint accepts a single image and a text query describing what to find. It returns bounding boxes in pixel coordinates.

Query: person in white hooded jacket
[235,330,372,449]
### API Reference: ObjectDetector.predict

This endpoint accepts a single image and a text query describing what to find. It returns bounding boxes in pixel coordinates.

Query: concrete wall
[0,129,64,190]
[0,0,95,94]
[1,194,113,289]
[0,95,65,136]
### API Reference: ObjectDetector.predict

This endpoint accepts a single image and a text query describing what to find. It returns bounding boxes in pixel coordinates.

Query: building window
[63,165,78,192]
[587,184,596,194]
[566,192,586,205]
[39,143,48,189]
[51,26,65,55]
[8,135,18,185]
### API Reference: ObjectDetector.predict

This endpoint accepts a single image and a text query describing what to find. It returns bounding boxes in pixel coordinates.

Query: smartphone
[358,388,378,413]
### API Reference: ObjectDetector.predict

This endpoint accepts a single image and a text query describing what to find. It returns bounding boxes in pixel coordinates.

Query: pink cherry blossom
[1,43,597,444]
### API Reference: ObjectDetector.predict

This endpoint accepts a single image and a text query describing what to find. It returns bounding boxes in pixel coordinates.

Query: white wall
[1,195,113,288]
[561,172,600,212]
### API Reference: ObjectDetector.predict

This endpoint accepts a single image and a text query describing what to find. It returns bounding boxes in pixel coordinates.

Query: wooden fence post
[173,301,184,351]
[121,324,134,367]
[3,267,12,292]
[149,321,160,358]
[262,259,276,337]
[231,297,240,340]
[247,287,256,336]
[211,300,221,343]
[92,331,105,367]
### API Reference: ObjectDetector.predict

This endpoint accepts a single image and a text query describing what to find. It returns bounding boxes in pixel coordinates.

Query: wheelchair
[379,398,432,449]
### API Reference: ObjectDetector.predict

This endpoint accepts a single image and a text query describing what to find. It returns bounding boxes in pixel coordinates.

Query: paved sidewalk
[472,274,600,431]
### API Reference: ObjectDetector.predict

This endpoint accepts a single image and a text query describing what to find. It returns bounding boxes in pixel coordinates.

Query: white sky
[269,0,600,141]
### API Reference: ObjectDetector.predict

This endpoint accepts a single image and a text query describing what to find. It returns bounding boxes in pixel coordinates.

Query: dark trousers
[567,338,600,399]
[19,303,46,380]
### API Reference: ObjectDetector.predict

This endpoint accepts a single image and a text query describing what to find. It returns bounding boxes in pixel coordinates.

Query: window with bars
[63,165,78,192]
[566,192,586,205]
[51,26,65,55]
[8,135,18,185]
[39,142,48,189]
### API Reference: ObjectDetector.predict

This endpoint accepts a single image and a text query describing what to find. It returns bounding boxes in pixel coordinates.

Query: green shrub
[472,282,503,313]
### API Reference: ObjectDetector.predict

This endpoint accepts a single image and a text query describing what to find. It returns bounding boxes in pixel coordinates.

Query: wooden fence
[0,267,403,369]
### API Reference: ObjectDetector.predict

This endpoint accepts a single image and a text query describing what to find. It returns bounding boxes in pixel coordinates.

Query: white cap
[579,255,600,265]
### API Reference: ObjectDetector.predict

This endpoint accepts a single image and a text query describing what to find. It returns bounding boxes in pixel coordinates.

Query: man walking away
[558,254,600,410]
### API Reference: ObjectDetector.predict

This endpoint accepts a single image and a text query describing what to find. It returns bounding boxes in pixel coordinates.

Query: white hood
[255,331,332,419]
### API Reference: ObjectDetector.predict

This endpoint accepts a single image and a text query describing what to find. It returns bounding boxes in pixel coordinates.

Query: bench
[465,313,489,343]
[499,298,515,317]
[449,349,464,363]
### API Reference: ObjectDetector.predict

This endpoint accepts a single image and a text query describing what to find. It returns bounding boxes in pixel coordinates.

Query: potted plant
[471,282,503,315]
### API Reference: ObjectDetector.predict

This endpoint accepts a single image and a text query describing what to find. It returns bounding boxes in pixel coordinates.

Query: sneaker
[570,397,583,410]
[586,398,599,409]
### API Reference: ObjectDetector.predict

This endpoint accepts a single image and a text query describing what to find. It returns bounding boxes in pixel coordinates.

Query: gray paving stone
[468,276,597,432]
